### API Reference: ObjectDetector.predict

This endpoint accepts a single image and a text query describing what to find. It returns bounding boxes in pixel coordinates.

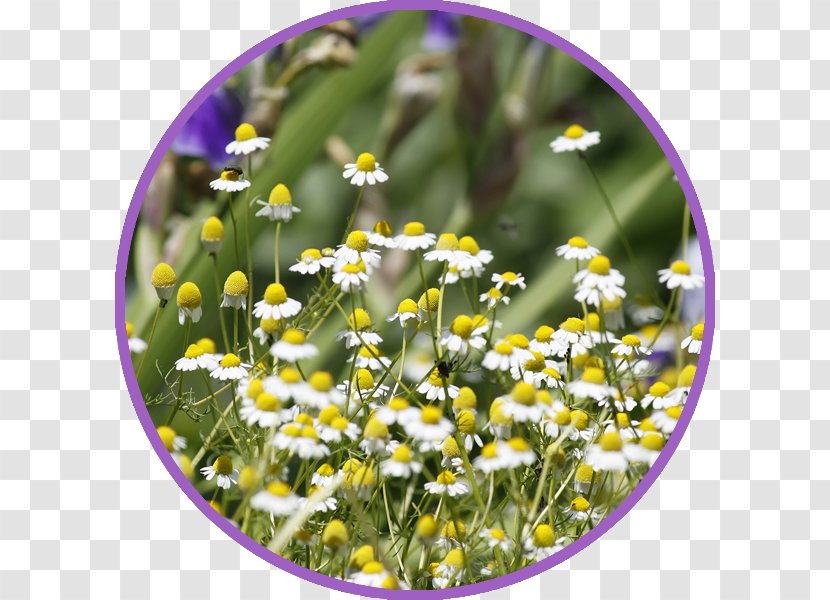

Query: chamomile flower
[501,437,537,468]
[380,444,422,478]
[417,368,460,401]
[473,441,505,473]
[651,405,683,434]
[611,334,651,357]
[359,416,392,456]
[151,262,176,301]
[509,350,552,384]
[210,353,250,381]
[175,282,202,325]
[289,248,336,275]
[221,271,248,310]
[480,528,513,552]
[483,398,513,439]
[301,485,339,514]
[209,166,251,192]
[404,405,456,450]
[225,122,270,155]
[200,455,239,489]
[681,322,705,354]
[492,271,526,290]
[500,382,549,423]
[455,410,483,451]
[272,422,330,459]
[252,317,280,345]
[349,561,395,587]
[255,183,301,222]
[452,386,478,415]
[482,336,532,372]
[640,381,673,410]
[623,432,665,466]
[374,396,420,425]
[418,288,440,319]
[601,295,626,330]
[125,321,146,354]
[175,343,217,371]
[458,235,493,271]
[552,317,593,353]
[565,497,593,521]
[316,405,361,444]
[658,260,705,290]
[386,298,421,327]
[667,364,696,405]
[350,345,392,372]
[574,255,627,307]
[365,220,397,248]
[433,548,467,588]
[524,524,564,561]
[294,371,344,410]
[584,312,616,344]
[342,152,388,186]
[566,409,596,442]
[529,325,561,357]
[567,367,617,401]
[341,462,376,500]
[424,470,470,497]
[322,519,349,549]
[156,425,187,452]
[440,315,487,355]
[480,287,510,309]
[239,391,290,428]
[267,367,305,401]
[338,368,388,402]
[250,481,300,516]
[311,464,338,487]
[537,364,565,390]
[335,231,381,269]
[270,328,318,362]
[332,261,370,292]
[550,123,601,153]
[200,216,225,254]
[573,464,596,494]
[336,308,383,348]
[556,235,601,260]
[585,430,629,471]
[394,221,436,250]
[424,233,481,271]
[253,283,302,320]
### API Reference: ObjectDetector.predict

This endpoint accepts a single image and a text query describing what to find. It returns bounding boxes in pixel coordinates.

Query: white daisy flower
[199,455,239,489]
[271,422,330,459]
[567,367,618,401]
[564,497,593,522]
[334,231,382,270]
[541,402,571,438]
[337,367,388,403]
[342,152,388,186]
[269,328,318,362]
[585,431,629,471]
[289,248,336,275]
[315,406,361,444]
[373,396,420,426]
[332,261,371,293]
[623,432,665,466]
[565,409,596,442]
[556,235,601,260]
[658,260,705,290]
[209,166,251,192]
[358,417,391,456]
[252,316,280,345]
[250,481,301,516]
[403,405,456,450]
[650,405,683,434]
[552,317,594,354]
[432,549,467,589]
[349,345,392,372]
[336,308,384,349]
[440,314,487,355]
[481,336,533,372]
[175,282,203,325]
[458,235,493,272]
[209,353,250,381]
[265,367,304,402]
[491,271,526,290]
[472,441,505,474]
[424,233,482,271]
[500,437,537,468]
[640,381,676,410]
[156,425,187,453]
[293,371,345,410]
[225,122,270,155]
[255,183,300,222]
[549,124,601,153]
[348,561,397,588]
[253,283,302,320]
[480,528,513,552]
[574,255,627,307]
[681,322,704,354]
[386,298,421,327]
[310,464,339,488]
[299,485,339,513]
[380,444,422,478]
[424,470,470,497]
[239,391,291,428]
[454,410,483,451]
[126,321,147,354]
[175,343,217,371]
[498,382,549,423]
[394,220,436,251]
[596,394,638,413]
[365,219,397,248]
[529,325,562,357]
[523,524,564,561]
[220,271,248,310]
[610,333,651,358]
[479,287,510,309]
[417,368,460,401]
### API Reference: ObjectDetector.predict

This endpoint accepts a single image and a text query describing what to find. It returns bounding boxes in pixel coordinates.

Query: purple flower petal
[171,88,243,169]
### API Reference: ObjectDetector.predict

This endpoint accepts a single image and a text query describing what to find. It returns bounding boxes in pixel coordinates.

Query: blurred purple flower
[354,11,460,51]
[171,88,243,169]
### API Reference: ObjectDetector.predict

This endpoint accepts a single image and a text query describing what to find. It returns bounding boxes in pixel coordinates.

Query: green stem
[211,254,231,352]
[274,221,282,283]
[136,301,162,378]
[228,192,241,269]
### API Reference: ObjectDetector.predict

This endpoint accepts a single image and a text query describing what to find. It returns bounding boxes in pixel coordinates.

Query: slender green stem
[245,155,255,350]
[228,192,241,269]
[274,221,282,283]
[211,254,231,352]
[136,301,162,378]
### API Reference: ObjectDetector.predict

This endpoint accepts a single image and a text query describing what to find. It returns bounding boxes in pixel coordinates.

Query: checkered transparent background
[0,0,821,597]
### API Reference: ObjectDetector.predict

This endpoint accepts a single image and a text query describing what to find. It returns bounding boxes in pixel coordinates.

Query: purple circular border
[114,1,715,597]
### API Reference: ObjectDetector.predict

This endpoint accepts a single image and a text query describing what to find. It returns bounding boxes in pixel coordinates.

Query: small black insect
[434,356,461,379]
[222,166,243,176]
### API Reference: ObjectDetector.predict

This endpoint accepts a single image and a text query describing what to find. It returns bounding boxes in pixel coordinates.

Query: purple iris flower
[171,88,243,169]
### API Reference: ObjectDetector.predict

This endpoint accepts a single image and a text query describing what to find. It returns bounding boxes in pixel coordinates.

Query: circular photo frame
[116,1,714,597]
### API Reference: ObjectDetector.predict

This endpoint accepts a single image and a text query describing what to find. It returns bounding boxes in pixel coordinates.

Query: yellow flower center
[201,216,224,241]
[442,436,460,458]
[486,287,503,300]
[300,425,319,440]
[184,344,204,359]
[391,444,412,463]
[450,315,474,338]
[219,353,241,368]
[279,367,302,384]
[587,255,611,275]
[363,417,388,439]
[341,458,362,473]
[670,260,691,275]
[553,406,571,425]
[421,405,442,425]
[317,463,335,477]
[373,220,392,237]
[511,382,537,406]
[346,230,369,252]
[403,221,426,236]
[490,528,506,541]
[453,387,476,410]
[235,122,257,142]
[212,455,234,475]
[532,524,556,547]
[264,283,288,305]
[388,396,409,411]
[266,480,291,497]
[435,233,460,251]
[456,410,476,434]
[436,470,456,485]
[355,152,376,172]
[523,351,546,372]
[665,406,683,420]
[641,433,664,451]
[584,313,600,331]
[308,371,333,392]
[481,442,498,459]
[560,317,585,334]
[542,366,561,381]
[416,514,437,538]
[568,235,589,248]
[318,405,340,425]
[494,341,514,355]
[458,235,480,255]
[300,248,322,261]
[599,431,623,452]
[396,298,418,314]
[602,296,622,311]
[444,548,465,568]
[640,418,658,432]
[258,317,279,334]
[535,325,554,342]
[427,368,446,387]
[350,545,374,569]
[347,308,372,330]
[691,322,704,341]
[341,263,363,275]
[281,328,306,345]
[489,399,511,425]
[151,262,176,288]
[570,497,590,512]
[156,425,177,451]
[570,409,588,430]
[245,379,264,399]
[616,413,631,428]
[419,288,440,312]
[223,271,248,296]
[322,520,348,548]
[648,381,671,397]
[575,464,594,483]
[621,334,641,347]
[582,367,606,385]
[678,365,696,387]
[564,124,586,139]
[352,368,374,390]
[125,321,135,338]
[196,338,216,354]
[220,167,242,181]
[176,282,202,310]
[296,413,314,427]
[345,465,375,488]
[501,271,518,283]
[380,575,400,589]
[507,437,530,452]
[268,183,292,205]
[357,345,380,360]
[362,561,384,575]
[255,393,279,412]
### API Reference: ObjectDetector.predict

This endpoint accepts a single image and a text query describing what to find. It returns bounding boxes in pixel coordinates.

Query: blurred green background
[125,11,691,428]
